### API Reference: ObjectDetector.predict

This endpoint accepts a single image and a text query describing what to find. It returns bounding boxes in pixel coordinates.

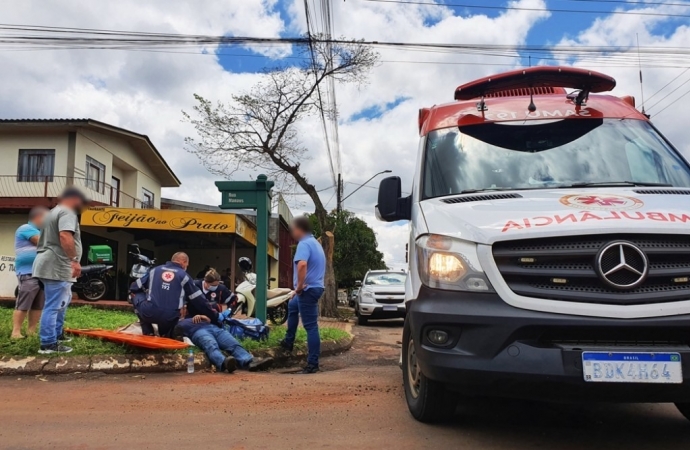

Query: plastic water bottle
[187,349,194,374]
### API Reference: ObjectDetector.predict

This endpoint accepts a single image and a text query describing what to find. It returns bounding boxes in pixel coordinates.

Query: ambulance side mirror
[376,176,411,222]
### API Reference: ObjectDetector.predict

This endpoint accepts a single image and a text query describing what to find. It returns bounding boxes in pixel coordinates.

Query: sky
[2,0,690,270]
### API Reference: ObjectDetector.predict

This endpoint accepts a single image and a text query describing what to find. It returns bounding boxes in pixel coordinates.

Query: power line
[645,73,690,111]
[303,0,338,189]
[562,0,690,7]
[360,0,690,18]
[6,25,690,70]
[640,66,690,108]
[652,85,690,117]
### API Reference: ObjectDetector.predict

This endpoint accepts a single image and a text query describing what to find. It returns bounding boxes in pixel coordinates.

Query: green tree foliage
[310,210,387,289]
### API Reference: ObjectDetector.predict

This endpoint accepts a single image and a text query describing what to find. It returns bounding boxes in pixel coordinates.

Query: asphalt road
[2,320,690,449]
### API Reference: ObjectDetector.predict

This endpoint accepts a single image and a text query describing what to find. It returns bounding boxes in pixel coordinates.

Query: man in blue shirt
[12,206,48,339]
[280,216,326,374]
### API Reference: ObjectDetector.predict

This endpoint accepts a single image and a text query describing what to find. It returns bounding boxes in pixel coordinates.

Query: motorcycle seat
[267,287,292,299]
[81,264,111,274]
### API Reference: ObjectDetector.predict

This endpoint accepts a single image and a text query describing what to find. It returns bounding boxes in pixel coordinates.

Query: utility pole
[336,173,343,214]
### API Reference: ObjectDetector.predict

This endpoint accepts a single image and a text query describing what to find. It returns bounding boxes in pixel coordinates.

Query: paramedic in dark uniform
[192,268,235,312]
[130,252,219,337]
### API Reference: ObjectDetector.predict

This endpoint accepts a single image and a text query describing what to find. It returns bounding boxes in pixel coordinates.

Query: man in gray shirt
[33,188,87,354]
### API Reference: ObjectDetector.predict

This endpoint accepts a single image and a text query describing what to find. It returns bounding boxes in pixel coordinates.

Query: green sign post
[216,174,274,323]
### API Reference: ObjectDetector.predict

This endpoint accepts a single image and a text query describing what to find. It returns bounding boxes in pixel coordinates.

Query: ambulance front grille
[492,234,690,305]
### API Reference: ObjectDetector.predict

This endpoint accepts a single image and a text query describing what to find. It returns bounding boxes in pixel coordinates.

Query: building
[0,118,284,298]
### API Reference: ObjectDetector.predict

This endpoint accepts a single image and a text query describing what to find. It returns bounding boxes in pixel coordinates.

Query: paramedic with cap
[129,252,219,337]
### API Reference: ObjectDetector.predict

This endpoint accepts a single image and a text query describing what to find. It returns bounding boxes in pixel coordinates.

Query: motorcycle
[13,263,112,302]
[229,257,292,326]
[129,244,156,281]
[74,264,113,302]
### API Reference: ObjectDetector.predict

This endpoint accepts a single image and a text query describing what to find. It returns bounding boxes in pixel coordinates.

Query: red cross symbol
[575,196,626,206]
[161,271,175,282]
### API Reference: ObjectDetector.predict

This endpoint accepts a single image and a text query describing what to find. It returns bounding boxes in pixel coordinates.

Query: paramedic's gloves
[219,309,232,324]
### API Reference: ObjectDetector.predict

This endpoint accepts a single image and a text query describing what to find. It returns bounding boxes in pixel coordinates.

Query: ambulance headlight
[416,234,493,292]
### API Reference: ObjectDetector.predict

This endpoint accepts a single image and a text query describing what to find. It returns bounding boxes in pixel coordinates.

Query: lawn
[0,306,349,357]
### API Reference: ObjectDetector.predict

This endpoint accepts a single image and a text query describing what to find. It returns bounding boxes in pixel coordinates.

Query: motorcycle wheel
[79,279,107,302]
[268,303,289,326]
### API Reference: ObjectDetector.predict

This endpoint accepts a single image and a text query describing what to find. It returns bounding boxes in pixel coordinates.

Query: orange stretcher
[65,329,190,350]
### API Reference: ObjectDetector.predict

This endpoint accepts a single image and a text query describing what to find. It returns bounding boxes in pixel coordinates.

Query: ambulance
[376,66,690,422]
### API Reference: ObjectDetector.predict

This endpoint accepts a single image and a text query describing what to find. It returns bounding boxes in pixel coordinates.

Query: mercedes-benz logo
[595,241,649,290]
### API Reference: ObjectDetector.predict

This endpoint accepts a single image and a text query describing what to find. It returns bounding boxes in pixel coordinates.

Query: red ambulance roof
[454,66,616,100]
[418,66,647,136]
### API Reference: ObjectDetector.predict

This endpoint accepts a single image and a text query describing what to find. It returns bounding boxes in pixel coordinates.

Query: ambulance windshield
[422,118,690,199]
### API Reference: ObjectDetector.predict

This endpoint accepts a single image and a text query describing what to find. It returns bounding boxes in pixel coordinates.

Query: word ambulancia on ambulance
[376,66,690,423]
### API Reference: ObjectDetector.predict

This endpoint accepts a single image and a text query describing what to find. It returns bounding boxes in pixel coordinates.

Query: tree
[183,35,379,317]
[310,210,387,290]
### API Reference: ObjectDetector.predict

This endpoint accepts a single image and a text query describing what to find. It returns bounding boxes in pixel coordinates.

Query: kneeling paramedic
[193,268,235,312]
[130,252,219,337]
[173,314,273,373]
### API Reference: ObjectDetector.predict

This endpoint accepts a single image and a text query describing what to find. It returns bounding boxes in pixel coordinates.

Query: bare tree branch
[183,35,379,316]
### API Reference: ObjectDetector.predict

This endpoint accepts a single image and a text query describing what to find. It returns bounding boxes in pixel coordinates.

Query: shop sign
[81,208,237,234]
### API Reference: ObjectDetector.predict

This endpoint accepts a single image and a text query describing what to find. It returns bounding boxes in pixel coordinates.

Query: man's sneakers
[247,357,274,372]
[222,356,238,373]
[278,339,293,353]
[38,343,73,354]
[58,334,72,343]
[300,364,320,374]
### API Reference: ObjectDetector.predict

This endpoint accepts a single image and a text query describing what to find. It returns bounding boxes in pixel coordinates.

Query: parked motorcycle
[229,257,292,325]
[74,264,113,301]
[13,264,112,302]
[129,244,156,280]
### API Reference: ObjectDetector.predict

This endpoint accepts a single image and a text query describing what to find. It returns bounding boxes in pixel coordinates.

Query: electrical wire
[560,0,690,7]
[360,0,690,18]
[645,74,690,111]
[639,66,690,109]
[651,85,690,117]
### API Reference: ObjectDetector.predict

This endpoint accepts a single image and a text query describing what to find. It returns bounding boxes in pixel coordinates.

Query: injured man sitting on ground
[173,314,273,373]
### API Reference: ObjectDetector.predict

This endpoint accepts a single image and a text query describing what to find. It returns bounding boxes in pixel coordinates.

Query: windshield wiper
[559,181,673,188]
[458,188,512,194]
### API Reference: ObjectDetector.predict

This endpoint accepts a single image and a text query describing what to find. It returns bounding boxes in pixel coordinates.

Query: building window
[17,149,55,182]
[142,188,154,208]
[86,156,106,194]
[110,176,120,207]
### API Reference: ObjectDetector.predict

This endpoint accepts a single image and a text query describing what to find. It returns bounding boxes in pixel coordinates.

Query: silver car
[355,270,407,325]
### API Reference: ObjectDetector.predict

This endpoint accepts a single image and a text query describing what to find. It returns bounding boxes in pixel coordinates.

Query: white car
[354,270,407,325]
[377,66,690,423]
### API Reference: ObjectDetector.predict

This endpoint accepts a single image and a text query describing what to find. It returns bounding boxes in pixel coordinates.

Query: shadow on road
[433,397,690,447]
[357,319,405,328]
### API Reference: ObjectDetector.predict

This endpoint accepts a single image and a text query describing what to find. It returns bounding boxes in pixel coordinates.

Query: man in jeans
[173,315,273,373]
[11,206,48,339]
[33,188,87,354]
[280,216,326,374]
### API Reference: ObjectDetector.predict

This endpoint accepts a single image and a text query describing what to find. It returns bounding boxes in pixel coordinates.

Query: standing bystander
[11,206,48,339]
[280,216,326,374]
[33,188,88,354]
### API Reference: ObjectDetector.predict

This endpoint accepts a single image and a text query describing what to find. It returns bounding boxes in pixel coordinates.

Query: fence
[0,175,152,209]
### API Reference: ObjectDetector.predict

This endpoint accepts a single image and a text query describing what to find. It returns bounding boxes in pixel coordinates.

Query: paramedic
[192,268,234,312]
[130,252,219,337]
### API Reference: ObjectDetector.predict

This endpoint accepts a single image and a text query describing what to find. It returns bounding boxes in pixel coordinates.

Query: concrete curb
[0,334,354,376]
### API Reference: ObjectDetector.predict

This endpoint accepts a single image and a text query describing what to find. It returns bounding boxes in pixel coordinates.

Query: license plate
[382,305,398,311]
[582,352,682,384]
